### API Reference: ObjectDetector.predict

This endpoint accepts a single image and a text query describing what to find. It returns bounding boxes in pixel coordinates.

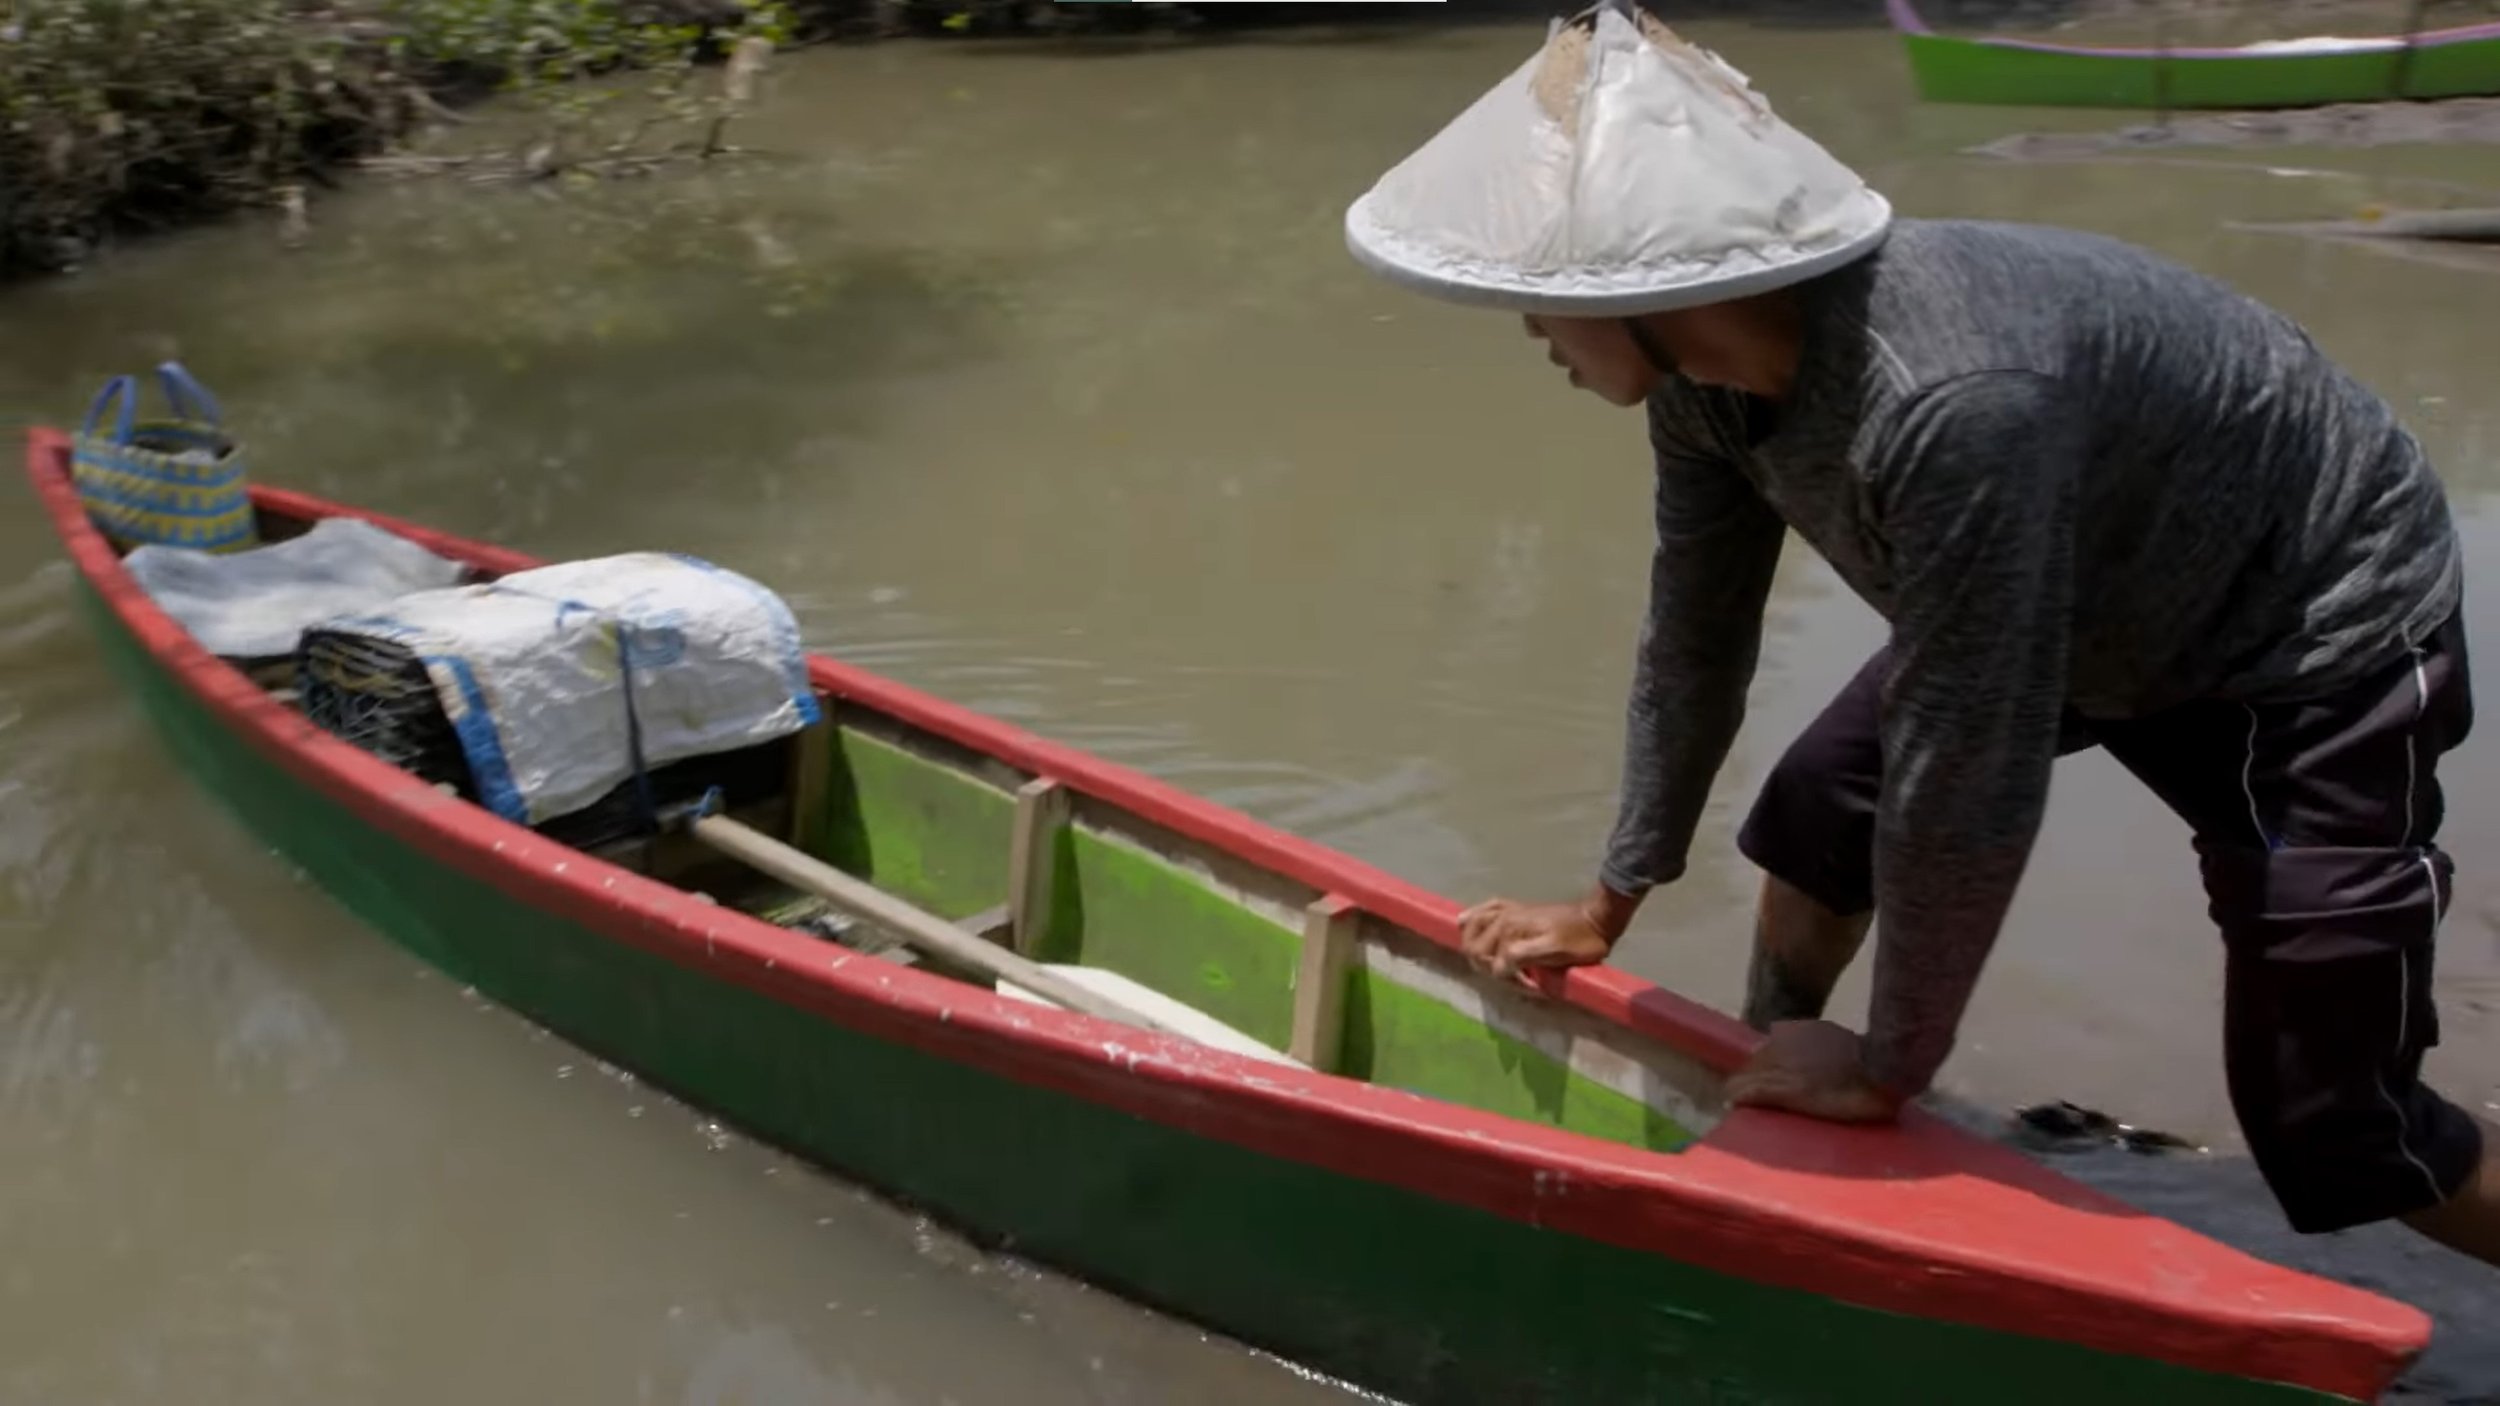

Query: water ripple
[0,971,101,1121]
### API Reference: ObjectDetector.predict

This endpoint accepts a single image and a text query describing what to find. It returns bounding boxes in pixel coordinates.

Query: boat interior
[147,499,1730,1154]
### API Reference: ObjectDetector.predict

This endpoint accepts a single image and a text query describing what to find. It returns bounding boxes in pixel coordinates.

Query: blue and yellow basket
[71,362,257,554]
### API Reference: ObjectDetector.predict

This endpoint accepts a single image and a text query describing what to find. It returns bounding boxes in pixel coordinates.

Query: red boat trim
[28,430,2429,1400]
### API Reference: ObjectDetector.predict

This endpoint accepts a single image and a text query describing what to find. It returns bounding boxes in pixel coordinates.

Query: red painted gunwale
[27,428,2431,1400]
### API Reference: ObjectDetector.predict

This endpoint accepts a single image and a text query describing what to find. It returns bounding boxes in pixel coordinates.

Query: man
[1344,0,2496,1263]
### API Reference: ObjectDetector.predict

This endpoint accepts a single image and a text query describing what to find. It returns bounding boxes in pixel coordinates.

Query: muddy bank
[2260,206,2500,240]
[21,0,2500,283]
[1973,96,2500,161]
[1972,97,2500,276]
[2252,232,2500,274]
[2232,212,2500,276]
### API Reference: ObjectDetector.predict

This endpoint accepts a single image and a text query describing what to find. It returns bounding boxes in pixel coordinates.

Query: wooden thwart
[785,713,836,854]
[1291,895,1360,1071]
[1006,777,1068,954]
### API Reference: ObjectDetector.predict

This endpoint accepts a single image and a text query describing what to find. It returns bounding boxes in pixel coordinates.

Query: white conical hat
[1345,0,1892,315]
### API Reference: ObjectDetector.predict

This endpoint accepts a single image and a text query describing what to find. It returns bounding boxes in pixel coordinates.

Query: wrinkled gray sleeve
[1860,369,2081,1095]
[1599,401,1786,897]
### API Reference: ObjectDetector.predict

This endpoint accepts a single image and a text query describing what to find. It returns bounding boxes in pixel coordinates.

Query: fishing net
[297,627,476,793]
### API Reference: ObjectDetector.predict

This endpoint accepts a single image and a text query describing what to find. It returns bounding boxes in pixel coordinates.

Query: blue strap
[79,376,137,444]
[155,361,223,426]
[611,613,662,835]
[536,594,662,832]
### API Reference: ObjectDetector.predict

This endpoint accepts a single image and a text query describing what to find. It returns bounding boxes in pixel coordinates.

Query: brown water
[2,12,2497,1402]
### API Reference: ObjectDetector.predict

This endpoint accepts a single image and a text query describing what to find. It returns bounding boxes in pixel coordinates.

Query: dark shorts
[1737,608,2487,1234]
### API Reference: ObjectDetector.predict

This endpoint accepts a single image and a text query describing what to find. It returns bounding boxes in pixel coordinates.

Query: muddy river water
[1,7,2496,1401]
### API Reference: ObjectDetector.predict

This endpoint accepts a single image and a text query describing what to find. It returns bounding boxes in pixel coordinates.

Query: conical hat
[1344,0,1892,315]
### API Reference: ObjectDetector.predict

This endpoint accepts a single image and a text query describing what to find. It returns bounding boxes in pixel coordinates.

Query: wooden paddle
[682,811,1195,1038]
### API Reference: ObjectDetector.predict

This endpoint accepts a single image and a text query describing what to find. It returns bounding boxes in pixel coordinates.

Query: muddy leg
[1741,873,1874,1031]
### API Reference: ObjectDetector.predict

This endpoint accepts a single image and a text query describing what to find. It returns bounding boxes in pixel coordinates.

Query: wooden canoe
[27,425,2436,1403]
[1887,0,2500,108]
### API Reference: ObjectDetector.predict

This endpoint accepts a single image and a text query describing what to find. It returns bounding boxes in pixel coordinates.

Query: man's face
[1523,313,1659,407]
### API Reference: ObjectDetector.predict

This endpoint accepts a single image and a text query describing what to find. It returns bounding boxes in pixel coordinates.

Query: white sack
[124,516,469,660]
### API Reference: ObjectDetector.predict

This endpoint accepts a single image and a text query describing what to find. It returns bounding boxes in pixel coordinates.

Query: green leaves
[0,0,798,274]
[390,0,701,92]
[0,0,347,269]
[387,0,791,174]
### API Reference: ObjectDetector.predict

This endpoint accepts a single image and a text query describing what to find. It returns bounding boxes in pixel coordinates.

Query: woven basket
[71,362,256,554]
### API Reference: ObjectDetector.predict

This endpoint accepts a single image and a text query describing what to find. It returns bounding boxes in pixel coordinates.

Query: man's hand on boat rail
[1455,884,1636,986]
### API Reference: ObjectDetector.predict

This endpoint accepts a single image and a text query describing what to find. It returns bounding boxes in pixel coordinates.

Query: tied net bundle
[293,552,821,847]
[297,620,790,850]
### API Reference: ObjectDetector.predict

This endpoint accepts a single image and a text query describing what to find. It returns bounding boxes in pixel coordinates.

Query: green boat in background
[1887,0,2500,107]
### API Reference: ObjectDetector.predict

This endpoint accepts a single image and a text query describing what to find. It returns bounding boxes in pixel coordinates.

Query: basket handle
[155,360,224,426]
[78,375,138,445]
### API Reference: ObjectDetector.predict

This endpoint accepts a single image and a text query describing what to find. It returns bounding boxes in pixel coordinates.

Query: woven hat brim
[1344,190,1895,317]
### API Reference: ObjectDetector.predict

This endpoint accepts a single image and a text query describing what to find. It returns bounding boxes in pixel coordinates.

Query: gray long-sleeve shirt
[1600,218,2460,1094]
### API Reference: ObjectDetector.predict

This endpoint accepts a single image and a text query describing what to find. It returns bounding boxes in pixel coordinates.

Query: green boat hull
[1897,27,2500,109]
[74,578,2379,1405]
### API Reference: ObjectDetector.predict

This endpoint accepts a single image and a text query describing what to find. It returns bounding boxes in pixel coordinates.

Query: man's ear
[1622,316,1677,378]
